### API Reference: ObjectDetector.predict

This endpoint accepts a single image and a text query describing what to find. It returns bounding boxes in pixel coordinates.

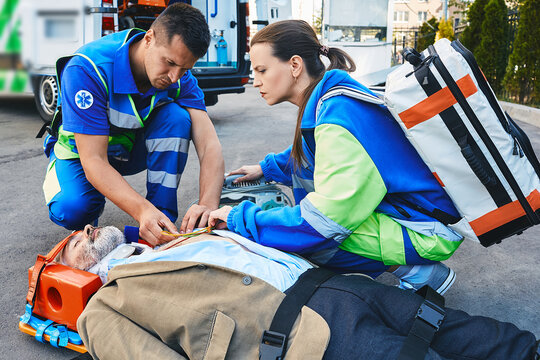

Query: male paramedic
[41,3,224,246]
[57,225,539,360]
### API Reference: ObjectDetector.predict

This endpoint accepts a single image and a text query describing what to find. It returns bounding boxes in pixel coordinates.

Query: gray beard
[80,226,125,270]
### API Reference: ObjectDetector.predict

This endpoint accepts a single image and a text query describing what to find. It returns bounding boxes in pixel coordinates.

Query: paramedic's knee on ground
[59,225,125,270]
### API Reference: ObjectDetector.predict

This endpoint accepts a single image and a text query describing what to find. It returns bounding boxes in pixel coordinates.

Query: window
[394,11,409,22]
[418,0,427,2]
[418,11,427,22]
[270,7,279,19]
[326,0,388,43]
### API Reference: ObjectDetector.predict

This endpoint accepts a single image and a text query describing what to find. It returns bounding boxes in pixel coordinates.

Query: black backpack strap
[259,267,336,360]
[397,285,446,360]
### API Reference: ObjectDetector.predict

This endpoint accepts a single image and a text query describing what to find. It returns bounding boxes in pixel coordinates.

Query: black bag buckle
[259,330,286,360]
[416,299,445,330]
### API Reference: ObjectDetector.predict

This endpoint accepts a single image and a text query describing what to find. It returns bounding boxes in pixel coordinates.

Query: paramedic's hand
[181,204,213,233]
[208,206,232,230]
[138,207,179,247]
[228,165,263,183]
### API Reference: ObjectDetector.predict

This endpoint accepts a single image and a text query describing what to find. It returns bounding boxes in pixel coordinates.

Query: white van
[19,0,251,121]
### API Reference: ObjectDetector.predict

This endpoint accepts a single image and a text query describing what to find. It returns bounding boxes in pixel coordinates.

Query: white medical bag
[384,38,540,246]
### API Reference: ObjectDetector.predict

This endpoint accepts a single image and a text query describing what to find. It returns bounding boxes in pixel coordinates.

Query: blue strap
[21,304,84,347]
[57,325,69,347]
[35,319,54,343]
[48,327,61,348]
[20,304,33,324]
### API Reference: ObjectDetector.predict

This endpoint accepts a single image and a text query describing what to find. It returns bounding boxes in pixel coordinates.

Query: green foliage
[460,0,489,53]
[503,0,540,104]
[417,17,439,52]
[475,0,509,94]
[312,10,322,36]
[435,19,455,42]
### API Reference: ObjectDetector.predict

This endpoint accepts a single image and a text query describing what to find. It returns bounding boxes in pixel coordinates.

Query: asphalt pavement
[0,85,538,359]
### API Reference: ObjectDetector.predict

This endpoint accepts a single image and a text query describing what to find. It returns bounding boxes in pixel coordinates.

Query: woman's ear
[289,55,304,79]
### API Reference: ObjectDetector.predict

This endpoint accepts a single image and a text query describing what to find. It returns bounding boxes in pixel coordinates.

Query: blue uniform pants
[44,103,191,230]
[303,275,537,359]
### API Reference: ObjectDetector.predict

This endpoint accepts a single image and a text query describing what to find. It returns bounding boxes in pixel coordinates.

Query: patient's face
[61,225,125,270]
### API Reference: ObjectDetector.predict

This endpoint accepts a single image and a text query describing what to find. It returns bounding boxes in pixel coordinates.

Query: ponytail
[326,47,356,73]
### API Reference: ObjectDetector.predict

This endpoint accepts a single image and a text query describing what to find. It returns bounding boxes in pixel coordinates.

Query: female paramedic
[209,20,463,294]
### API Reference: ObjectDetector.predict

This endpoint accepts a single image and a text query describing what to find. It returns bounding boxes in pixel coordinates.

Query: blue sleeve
[175,70,206,111]
[259,146,293,185]
[60,60,109,135]
[227,200,331,253]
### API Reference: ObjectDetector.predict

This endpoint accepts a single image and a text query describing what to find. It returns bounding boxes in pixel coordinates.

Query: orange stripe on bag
[399,74,478,129]
[470,189,540,236]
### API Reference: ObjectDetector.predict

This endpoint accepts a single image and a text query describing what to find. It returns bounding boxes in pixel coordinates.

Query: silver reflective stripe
[146,137,190,153]
[147,170,181,189]
[392,218,464,242]
[300,198,352,243]
[109,107,142,129]
[292,174,314,192]
[316,86,385,115]
[306,247,339,265]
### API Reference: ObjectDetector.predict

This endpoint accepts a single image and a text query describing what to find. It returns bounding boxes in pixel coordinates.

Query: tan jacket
[77,261,330,360]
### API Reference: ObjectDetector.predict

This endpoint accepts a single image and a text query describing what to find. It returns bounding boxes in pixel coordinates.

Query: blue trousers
[44,103,191,230]
[302,275,537,359]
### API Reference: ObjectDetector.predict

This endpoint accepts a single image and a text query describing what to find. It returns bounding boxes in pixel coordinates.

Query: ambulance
[1,0,250,121]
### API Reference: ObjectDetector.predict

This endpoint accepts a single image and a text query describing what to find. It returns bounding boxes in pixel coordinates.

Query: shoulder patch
[75,90,94,110]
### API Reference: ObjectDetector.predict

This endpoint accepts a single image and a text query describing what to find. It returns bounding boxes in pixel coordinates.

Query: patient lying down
[60,225,540,360]
[58,224,312,291]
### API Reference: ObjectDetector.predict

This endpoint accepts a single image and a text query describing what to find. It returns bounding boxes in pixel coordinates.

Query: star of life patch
[75,90,94,109]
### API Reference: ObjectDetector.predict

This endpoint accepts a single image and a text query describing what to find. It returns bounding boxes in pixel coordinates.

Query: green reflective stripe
[340,212,463,265]
[123,27,144,44]
[306,123,387,230]
[339,212,406,265]
[74,53,109,96]
[56,127,136,159]
[142,94,156,121]
[127,94,144,126]
[54,127,80,160]
[408,228,462,261]
[109,131,135,153]
[175,80,181,99]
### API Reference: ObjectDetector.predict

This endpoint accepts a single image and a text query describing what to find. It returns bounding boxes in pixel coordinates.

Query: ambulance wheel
[32,75,58,123]
[119,16,135,30]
